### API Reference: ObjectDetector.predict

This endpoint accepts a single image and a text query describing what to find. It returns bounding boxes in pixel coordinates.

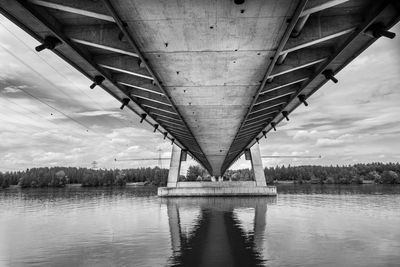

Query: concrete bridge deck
[1,0,398,178]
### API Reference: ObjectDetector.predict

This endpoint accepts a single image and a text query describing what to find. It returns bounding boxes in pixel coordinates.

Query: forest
[263,162,400,184]
[184,162,400,185]
[0,166,169,188]
[0,162,399,189]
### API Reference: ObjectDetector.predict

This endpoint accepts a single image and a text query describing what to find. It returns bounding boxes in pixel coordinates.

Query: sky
[0,14,399,173]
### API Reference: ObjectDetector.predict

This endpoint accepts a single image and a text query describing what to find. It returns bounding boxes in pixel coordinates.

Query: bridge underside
[1,0,398,176]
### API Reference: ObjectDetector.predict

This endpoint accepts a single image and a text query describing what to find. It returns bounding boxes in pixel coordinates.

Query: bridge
[1,0,398,196]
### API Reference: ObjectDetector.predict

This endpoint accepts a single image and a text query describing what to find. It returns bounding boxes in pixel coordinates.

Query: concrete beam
[301,0,351,17]
[261,78,308,95]
[236,135,258,144]
[137,100,174,114]
[241,123,264,132]
[165,126,191,135]
[237,128,263,139]
[243,116,273,127]
[293,0,351,37]
[247,106,280,121]
[261,68,311,94]
[119,82,164,97]
[169,132,195,141]
[128,89,169,106]
[131,95,171,108]
[157,119,186,128]
[149,112,181,123]
[28,0,115,22]
[142,104,177,115]
[282,14,361,54]
[65,25,138,57]
[95,54,152,80]
[269,58,326,78]
[250,96,291,114]
[114,74,163,94]
[255,86,298,106]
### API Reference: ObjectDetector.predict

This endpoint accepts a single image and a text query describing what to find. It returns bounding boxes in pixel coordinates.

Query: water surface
[1,185,399,267]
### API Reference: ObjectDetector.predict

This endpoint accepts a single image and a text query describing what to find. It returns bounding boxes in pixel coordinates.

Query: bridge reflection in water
[163,197,276,267]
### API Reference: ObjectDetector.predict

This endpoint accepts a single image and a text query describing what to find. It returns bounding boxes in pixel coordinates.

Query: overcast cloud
[0,15,399,173]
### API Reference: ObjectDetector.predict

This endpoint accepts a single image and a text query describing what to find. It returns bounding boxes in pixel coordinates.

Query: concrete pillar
[167,144,182,187]
[250,143,267,187]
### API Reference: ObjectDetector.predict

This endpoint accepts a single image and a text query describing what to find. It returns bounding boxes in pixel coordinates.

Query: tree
[114,171,126,186]
[52,170,67,187]
[0,172,9,189]
[381,171,400,184]
[186,165,206,181]
[367,171,381,183]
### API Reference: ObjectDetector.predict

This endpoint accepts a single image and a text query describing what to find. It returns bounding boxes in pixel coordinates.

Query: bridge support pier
[167,144,183,188]
[158,143,276,197]
[249,143,267,187]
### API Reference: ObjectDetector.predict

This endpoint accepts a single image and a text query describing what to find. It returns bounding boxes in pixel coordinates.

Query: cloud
[316,138,345,147]
[3,85,24,93]
[292,130,318,141]
[73,110,122,117]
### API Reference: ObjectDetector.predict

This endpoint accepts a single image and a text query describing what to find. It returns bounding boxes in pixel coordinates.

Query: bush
[0,173,9,189]
[50,171,67,187]
[351,176,364,184]
[18,174,33,188]
[81,170,99,187]
[381,171,400,184]
[103,171,115,186]
[114,173,126,186]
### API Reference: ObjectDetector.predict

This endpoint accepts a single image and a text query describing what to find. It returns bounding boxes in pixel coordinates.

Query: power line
[0,21,135,130]
[0,42,98,132]
[0,95,61,129]
[261,155,322,159]
[115,158,171,162]
[115,155,322,162]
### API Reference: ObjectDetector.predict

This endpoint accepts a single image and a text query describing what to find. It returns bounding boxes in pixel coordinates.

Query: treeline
[1,162,399,189]
[0,166,169,189]
[185,162,400,185]
[264,162,400,184]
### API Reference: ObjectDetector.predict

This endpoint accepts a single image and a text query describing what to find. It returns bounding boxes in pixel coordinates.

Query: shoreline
[1,180,395,190]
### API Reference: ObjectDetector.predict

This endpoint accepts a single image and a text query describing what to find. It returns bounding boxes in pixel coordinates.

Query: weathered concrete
[250,143,267,187]
[158,186,277,197]
[176,181,256,188]
[166,144,182,188]
[161,145,276,197]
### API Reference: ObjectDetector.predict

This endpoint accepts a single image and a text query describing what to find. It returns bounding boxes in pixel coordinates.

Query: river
[1,185,399,267]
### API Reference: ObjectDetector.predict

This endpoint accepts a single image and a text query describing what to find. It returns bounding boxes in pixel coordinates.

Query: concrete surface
[158,186,277,197]
[167,144,182,187]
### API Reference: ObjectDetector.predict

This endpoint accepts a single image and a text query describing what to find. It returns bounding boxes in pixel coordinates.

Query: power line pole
[91,161,98,170]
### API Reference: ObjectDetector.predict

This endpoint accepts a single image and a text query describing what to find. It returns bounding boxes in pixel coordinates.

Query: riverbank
[0,180,393,191]
[3,182,153,190]
[274,179,375,184]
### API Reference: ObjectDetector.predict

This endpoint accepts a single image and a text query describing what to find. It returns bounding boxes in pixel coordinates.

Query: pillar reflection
[164,197,276,267]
